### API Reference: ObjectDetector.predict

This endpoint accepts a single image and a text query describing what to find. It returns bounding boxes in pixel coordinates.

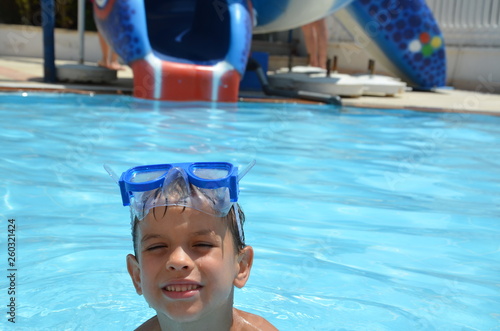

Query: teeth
[165,285,199,292]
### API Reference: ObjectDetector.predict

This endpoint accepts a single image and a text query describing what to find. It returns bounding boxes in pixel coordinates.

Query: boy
[110,161,278,330]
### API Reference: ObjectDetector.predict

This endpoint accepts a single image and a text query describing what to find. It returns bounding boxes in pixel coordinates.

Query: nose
[166,246,193,271]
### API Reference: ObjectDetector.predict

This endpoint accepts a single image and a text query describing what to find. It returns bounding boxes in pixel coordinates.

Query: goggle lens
[130,169,169,183]
[192,168,229,180]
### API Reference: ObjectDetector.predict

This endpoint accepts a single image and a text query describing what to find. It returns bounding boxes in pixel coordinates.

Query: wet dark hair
[131,204,246,257]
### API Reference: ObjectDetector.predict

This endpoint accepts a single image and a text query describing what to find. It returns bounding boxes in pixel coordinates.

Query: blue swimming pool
[1,92,499,330]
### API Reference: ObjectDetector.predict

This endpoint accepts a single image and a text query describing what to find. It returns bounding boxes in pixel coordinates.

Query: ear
[234,246,254,288]
[126,254,143,295]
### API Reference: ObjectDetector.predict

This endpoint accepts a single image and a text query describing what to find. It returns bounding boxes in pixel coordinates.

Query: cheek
[197,254,226,276]
[140,258,162,281]
[200,253,238,280]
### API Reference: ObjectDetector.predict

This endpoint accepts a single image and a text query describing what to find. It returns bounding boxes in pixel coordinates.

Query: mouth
[162,283,203,299]
[164,284,202,292]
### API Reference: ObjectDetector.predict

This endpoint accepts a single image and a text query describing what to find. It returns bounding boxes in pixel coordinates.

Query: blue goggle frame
[119,162,239,206]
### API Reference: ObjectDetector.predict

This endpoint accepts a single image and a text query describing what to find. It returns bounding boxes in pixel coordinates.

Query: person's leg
[97,32,125,70]
[301,22,319,67]
[314,19,328,69]
[97,32,110,68]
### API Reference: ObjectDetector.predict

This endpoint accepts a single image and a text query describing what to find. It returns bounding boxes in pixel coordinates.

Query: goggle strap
[237,159,256,182]
[234,204,244,243]
[103,164,120,184]
[104,164,131,205]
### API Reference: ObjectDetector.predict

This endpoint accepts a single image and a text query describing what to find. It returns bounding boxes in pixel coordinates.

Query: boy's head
[113,162,255,323]
[127,204,253,323]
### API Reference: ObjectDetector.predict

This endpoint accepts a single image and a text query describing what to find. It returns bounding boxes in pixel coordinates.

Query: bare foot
[109,62,126,71]
[97,60,109,68]
[97,60,125,71]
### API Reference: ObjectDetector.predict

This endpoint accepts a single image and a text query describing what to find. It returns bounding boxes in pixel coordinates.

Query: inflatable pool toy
[334,0,446,89]
[93,0,446,102]
[93,0,253,102]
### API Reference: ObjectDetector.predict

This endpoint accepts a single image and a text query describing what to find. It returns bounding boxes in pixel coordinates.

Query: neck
[157,300,234,331]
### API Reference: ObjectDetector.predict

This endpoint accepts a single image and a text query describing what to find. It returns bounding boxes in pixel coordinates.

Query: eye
[194,242,214,248]
[145,244,167,251]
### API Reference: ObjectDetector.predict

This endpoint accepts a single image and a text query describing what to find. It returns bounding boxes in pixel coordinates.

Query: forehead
[138,206,229,236]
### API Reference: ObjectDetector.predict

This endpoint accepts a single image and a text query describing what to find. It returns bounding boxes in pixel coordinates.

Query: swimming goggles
[104,161,255,221]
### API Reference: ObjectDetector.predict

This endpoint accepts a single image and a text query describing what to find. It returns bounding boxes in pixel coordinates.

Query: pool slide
[93,0,446,102]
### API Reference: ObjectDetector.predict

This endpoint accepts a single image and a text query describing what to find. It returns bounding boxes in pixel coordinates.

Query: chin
[155,301,207,323]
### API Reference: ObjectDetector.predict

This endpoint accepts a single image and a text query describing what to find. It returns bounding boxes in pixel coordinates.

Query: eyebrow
[191,229,217,237]
[140,234,163,245]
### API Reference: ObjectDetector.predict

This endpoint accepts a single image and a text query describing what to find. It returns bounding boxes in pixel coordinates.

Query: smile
[161,282,203,299]
[164,284,201,292]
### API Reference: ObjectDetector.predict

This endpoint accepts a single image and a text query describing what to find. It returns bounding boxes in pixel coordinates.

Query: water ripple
[2,93,499,330]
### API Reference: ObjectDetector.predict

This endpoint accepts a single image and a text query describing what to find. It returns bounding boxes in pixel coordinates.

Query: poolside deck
[1,56,499,116]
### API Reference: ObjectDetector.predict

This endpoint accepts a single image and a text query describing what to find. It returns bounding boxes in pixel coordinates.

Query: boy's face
[127,206,253,323]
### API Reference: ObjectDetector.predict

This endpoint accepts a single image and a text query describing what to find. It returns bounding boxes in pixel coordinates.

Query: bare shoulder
[233,308,279,331]
[134,316,160,331]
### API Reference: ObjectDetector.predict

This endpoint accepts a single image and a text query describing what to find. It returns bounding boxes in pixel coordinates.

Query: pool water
[1,92,499,330]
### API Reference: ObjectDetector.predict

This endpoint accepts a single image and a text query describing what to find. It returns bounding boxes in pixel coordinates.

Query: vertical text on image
[6,218,17,324]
